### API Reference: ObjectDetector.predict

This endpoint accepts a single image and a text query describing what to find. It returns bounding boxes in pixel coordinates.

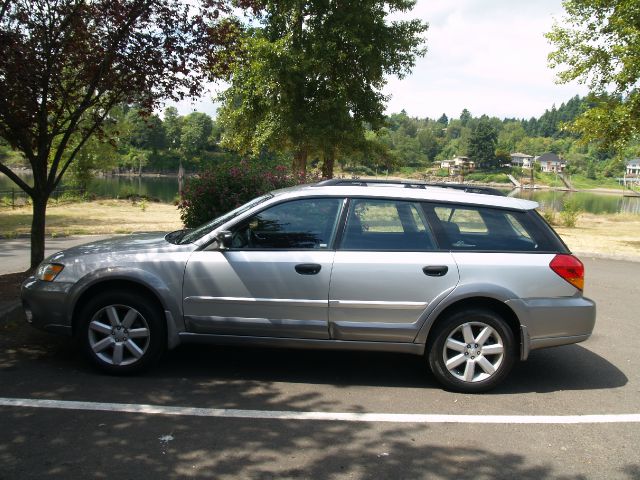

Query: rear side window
[426,204,550,252]
[435,207,488,233]
[340,199,435,251]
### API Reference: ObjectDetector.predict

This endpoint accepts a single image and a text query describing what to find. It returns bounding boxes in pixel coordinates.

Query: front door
[183,197,344,339]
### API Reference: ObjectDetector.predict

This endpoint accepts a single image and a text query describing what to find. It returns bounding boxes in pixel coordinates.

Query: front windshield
[178,194,273,244]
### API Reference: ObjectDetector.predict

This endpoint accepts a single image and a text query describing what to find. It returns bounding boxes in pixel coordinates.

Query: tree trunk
[178,158,185,196]
[321,147,336,179]
[292,147,308,174]
[30,194,48,268]
[530,165,535,188]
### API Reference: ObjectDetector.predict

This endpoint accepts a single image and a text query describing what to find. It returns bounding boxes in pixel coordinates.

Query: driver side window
[230,198,343,249]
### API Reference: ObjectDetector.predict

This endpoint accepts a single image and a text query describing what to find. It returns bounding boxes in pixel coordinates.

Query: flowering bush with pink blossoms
[178,161,319,228]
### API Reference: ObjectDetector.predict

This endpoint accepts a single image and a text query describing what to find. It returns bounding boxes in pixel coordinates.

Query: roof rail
[312,178,505,196]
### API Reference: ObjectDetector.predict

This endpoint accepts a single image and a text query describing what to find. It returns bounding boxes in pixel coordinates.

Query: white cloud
[384,0,587,119]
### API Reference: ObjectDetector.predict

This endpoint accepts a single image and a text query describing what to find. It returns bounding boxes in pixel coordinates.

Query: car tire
[78,290,166,374]
[427,308,516,393]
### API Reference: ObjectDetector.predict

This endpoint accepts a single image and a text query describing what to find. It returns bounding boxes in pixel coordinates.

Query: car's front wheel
[427,308,516,393]
[78,290,165,374]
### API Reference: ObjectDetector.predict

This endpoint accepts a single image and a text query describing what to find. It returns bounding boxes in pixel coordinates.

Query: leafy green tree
[69,120,121,189]
[164,107,183,151]
[546,0,640,150]
[126,110,166,152]
[435,138,460,162]
[0,0,246,267]
[181,112,214,162]
[417,128,440,162]
[218,1,428,176]
[495,149,511,166]
[392,129,425,166]
[359,130,399,172]
[468,119,498,168]
[537,105,558,137]
[516,136,553,157]
[498,122,526,152]
[459,109,471,127]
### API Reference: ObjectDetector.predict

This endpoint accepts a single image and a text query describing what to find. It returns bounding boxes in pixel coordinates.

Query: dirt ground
[555,213,640,259]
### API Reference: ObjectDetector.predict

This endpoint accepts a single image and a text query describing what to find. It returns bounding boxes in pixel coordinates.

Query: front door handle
[295,263,322,275]
[422,265,448,277]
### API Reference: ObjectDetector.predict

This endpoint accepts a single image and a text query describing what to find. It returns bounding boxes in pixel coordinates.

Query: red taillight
[550,254,585,291]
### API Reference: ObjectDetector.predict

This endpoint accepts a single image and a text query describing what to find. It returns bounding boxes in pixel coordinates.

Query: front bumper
[21,276,74,336]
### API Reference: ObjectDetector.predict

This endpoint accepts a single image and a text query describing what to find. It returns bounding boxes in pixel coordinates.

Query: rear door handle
[422,265,448,277]
[295,263,322,275]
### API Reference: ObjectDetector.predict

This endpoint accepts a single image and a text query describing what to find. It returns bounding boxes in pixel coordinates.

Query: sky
[166,0,588,121]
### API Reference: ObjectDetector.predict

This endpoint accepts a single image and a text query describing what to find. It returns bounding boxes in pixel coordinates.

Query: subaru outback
[22,179,596,392]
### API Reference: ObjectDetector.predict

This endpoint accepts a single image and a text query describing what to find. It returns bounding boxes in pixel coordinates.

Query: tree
[217,0,427,176]
[459,109,471,127]
[0,0,247,267]
[417,127,440,162]
[546,0,640,150]
[163,107,183,152]
[181,112,214,162]
[126,110,166,153]
[468,119,498,168]
[498,122,526,152]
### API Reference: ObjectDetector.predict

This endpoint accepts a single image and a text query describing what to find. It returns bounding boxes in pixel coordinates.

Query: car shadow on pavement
[496,344,628,394]
[0,318,628,397]
[156,340,627,394]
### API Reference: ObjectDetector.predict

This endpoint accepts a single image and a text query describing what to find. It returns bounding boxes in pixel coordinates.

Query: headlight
[37,263,65,282]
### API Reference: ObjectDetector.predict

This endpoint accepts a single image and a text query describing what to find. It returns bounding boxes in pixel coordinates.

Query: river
[1,173,639,215]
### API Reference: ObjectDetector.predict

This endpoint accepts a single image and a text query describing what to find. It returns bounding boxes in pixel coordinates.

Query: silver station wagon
[22,179,596,392]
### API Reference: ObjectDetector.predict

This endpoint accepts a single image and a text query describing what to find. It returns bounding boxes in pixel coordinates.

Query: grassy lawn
[549,174,623,191]
[0,199,182,237]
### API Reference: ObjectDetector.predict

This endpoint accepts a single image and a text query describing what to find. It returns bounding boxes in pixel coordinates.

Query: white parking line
[1,397,639,424]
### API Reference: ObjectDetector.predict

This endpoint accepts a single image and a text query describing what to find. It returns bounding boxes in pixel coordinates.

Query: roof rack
[312,179,505,196]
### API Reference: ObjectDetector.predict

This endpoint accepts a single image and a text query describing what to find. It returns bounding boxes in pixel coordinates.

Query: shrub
[178,160,319,228]
[541,209,557,225]
[560,197,582,228]
[465,172,510,183]
[117,185,138,200]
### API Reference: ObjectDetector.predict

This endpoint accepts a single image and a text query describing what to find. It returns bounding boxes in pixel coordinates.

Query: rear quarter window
[425,203,563,252]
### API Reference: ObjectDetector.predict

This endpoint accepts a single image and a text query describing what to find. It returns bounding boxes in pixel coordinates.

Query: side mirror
[215,230,233,250]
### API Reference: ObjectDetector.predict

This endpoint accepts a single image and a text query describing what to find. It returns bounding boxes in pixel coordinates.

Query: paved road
[0,235,113,274]
[0,257,638,479]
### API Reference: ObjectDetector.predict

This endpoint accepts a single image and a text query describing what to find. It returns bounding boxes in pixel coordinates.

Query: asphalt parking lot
[0,257,638,479]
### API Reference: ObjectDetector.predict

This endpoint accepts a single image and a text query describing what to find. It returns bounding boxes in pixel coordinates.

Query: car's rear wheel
[78,290,165,374]
[427,308,516,393]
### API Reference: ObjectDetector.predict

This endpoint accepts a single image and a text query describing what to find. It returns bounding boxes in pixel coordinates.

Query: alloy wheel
[88,304,151,366]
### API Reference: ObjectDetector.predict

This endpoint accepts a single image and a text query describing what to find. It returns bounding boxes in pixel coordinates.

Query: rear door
[328,198,459,342]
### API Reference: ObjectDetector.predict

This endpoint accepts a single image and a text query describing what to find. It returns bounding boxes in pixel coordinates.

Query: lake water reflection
[1,173,639,214]
[508,189,640,215]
